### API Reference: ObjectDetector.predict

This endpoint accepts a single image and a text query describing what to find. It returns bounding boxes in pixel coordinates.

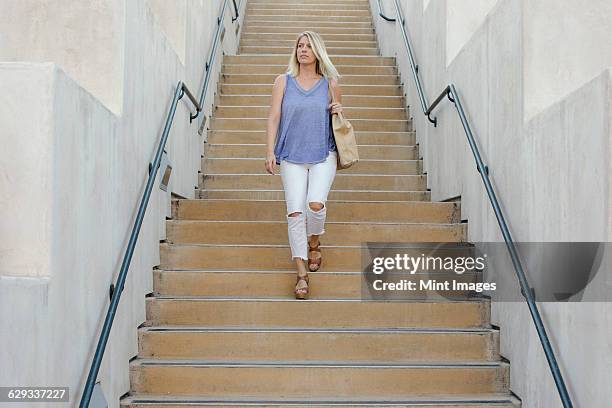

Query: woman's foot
[294,260,309,299]
[308,238,322,272]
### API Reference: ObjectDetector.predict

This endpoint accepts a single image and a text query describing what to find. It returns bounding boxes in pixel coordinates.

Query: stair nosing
[206,143,413,146]
[132,359,505,368]
[220,94,402,98]
[155,271,481,279]
[220,85,402,89]
[168,220,458,227]
[204,158,420,162]
[162,243,466,249]
[202,173,422,177]
[222,64,394,68]
[215,104,405,108]
[199,190,429,194]
[140,326,496,334]
[149,296,486,303]
[175,197,437,202]
[122,394,520,406]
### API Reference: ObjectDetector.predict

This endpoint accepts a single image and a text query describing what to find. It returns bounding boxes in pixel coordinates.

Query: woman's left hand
[329,102,343,115]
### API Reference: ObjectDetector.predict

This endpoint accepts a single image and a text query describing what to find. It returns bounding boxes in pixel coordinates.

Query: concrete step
[239,46,379,55]
[159,243,468,271]
[240,38,378,49]
[146,297,490,328]
[222,63,393,75]
[246,15,372,23]
[215,94,406,107]
[240,33,377,42]
[248,3,369,11]
[220,74,399,86]
[203,144,418,160]
[209,116,413,132]
[224,55,394,65]
[246,8,371,16]
[244,24,375,33]
[206,130,415,145]
[153,270,482,299]
[248,0,370,3]
[209,117,410,131]
[199,189,431,201]
[198,173,426,190]
[219,83,403,96]
[172,200,458,223]
[166,220,465,245]
[139,326,499,362]
[130,359,509,398]
[244,22,376,34]
[203,158,420,174]
[214,105,406,119]
[121,394,521,407]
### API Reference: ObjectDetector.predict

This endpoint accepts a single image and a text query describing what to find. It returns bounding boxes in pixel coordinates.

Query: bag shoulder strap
[327,77,336,104]
[328,77,345,120]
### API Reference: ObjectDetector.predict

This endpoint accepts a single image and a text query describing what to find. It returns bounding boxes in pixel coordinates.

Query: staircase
[121,0,520,406]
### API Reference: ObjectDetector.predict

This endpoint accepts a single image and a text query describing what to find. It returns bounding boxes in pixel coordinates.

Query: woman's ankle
[295,259,308,276]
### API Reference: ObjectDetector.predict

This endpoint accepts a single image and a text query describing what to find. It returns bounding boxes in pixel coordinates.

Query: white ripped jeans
[280,151,337,260]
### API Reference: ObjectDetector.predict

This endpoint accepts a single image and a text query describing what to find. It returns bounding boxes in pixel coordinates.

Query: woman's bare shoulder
[274,74,287,84]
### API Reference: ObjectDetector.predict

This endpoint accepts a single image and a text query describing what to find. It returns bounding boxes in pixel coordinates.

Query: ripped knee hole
[308,202,325,212]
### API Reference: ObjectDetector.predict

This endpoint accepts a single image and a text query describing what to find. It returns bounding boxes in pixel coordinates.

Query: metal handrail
[376,0,396,22]
[78,1,239,406]
[191,0,239,124]
[383,1,574,407]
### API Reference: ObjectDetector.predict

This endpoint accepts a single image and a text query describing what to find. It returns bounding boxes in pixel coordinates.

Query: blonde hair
[286,31,341,81]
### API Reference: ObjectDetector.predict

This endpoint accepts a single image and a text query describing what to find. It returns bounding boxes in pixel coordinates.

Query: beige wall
[0,0,246,406]
[0,0,125,114]
[372,0,612,406]
[446,0,499,65]
[524,0,612,120]
[147,0,187,64]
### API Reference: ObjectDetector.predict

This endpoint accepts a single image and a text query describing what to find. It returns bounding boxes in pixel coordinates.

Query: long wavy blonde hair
[286,31,341,81]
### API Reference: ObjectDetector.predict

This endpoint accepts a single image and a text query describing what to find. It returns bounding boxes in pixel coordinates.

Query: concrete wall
[0,0,126,114]
[0,0,246,406]
[371,0,612,407]
[523,0,612,121]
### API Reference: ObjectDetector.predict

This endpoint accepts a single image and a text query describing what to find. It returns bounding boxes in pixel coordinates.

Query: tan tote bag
[328,80,358,170]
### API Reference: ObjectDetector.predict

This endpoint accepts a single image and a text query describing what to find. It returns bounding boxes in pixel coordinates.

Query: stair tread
[155,269,478,275]
[140,326,496,334]
[127,2,519,405]
[168,221,458,227]
[201,189,428,192]
[132,358,507,368]
[202,173,420,176]
[122,393,520,405]
[174,198,442,204]
[150,296,486,303]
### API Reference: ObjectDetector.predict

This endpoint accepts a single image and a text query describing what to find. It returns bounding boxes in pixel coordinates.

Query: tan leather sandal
[308,241,322,272]
[294,273,309,299]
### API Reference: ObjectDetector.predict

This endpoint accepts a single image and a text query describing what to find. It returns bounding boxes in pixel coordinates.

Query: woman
[265,31,344,299]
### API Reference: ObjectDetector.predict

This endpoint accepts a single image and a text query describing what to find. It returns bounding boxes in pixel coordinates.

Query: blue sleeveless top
[274,73,337,165]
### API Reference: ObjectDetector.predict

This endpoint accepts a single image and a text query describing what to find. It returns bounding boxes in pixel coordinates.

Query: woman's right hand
[265,151,276,175]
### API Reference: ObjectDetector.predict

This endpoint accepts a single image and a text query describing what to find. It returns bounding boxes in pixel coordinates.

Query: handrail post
[377,0,396,21]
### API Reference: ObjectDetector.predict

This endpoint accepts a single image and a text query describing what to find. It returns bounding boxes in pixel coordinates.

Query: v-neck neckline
[293,75,324,94]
